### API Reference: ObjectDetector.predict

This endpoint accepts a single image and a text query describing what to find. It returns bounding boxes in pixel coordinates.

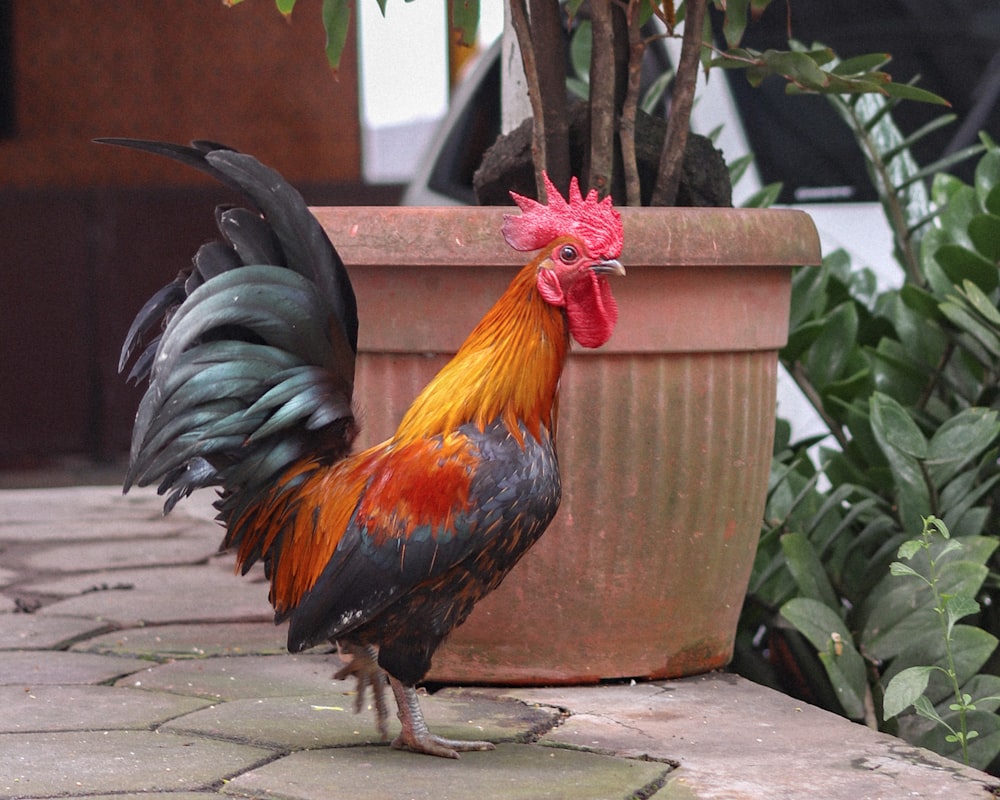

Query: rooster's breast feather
[282,419,562,653]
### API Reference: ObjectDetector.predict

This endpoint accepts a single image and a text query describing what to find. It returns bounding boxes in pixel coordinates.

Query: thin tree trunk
[587,0,616,198]
[619,1,645,206]
[529,0,570,196]
[651,0,707,206]
[508,0,570,199]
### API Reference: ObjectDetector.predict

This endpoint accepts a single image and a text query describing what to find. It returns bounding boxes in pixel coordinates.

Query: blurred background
[0,0,496,480]
[1,0,997,482]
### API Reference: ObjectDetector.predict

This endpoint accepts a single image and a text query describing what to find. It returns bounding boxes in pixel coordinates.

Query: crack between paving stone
[511,699,679,769]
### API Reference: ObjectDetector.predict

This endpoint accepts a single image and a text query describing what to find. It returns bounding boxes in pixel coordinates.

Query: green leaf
[861,556,992,661]
[884,665,936,719]
[888,557,920,574]
[569,20,592,86]
[781,533,839,609]
[741,182,783,209]
[897,539,924,561]
[721,0,750,48]
[275,0,297,13]
[882,82,950,106]
[450,0,479,47]
[780,598,869,720]
[803,302,859,388]
[975,150,1000,210]
[945,594,982,638]
[968,214,1000,263]
[322,0,352,70]
[956,279,1000,326]
[870,392,927,459]
[934,243,999,293]
[912,694,947,727]
[928,407,1000,465]
[940,300,1000,359]
[761,49,833,91]
[833,52,890,77]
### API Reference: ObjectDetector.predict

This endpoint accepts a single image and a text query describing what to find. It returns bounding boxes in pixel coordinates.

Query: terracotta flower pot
[311,205,820,685]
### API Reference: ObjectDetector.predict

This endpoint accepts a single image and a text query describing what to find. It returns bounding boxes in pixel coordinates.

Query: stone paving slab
[0,650,148,686]
[76,621,288,659]
[27,564,272,625]
[18,534,220,572]
[0,614,111,650]
[221,742,672,800]
[117,652,367,700]
[1,729,274,797]
[0,684,213,732]
[163,688,558,751]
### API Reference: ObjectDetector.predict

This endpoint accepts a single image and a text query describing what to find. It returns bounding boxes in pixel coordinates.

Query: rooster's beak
[592,259,625,277]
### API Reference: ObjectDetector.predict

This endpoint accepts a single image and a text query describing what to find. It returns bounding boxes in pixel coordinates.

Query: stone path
[0,485,996,799]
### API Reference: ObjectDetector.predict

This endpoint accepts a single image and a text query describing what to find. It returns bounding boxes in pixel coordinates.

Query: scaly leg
[333,642,390,740]
[388,677,496,759]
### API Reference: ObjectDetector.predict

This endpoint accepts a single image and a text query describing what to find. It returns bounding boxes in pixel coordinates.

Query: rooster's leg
[388,676,496,758]
[333,642,390,740]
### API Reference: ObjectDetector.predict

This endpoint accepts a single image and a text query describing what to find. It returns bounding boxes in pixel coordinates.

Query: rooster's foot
[333,642,390,740]
[388,676,495,759]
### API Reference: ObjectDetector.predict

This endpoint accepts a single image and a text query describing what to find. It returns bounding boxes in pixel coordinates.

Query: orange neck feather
[393,259,569,444]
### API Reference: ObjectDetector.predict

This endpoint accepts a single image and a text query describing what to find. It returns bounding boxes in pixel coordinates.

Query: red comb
[502,173,623,259]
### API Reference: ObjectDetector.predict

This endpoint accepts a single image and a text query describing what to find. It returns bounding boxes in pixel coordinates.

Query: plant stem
[507,0,544,196]
[788,360,851,451]
[618,0,644,205]
[588,0,617,198]
[924,520,972,765]
[651,0,706,206]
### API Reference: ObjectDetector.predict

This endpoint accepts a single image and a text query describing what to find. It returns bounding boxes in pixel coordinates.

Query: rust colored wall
[0,1,402,468]
[0,0,361,189]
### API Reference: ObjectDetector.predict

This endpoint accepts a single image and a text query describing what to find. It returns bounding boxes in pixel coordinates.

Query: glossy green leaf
[833,52,890,77]
[934,244,999,293]
[957,279,1000,326]
[569,20,592,86]
[986,186,1000,218]
[940,300,1000,359]
[881,82,950,106]
[870,392,927,460]
[803,302,858,387]
[322,0,352,70]
[975,149,1000,209]
[888,625,998,705]
[741,182,783,209]
[945,594,981,638]
[721,0,749,48]
[450,0,479,47]
[928,407,1000,464]
[781,533,839,609]
[968,214,1000,263]
[884,665,936,719]
[780,597,869,720]
[932,172,968,207]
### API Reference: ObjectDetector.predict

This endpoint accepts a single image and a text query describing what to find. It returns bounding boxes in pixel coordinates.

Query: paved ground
[1,483,997,799]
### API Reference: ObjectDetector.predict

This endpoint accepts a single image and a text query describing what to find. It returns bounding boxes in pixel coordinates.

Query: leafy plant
[234,0,946,206]
[883,515,1000,767]
[735,111,1000,770]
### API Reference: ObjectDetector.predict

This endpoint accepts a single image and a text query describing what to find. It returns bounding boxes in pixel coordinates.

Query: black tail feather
[108,139,359,515]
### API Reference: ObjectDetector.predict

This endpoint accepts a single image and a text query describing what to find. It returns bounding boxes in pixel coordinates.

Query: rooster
[107,139,624,758]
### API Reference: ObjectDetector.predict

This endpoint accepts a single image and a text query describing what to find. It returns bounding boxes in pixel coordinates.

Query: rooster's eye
[558,245,579,263]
